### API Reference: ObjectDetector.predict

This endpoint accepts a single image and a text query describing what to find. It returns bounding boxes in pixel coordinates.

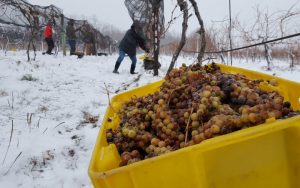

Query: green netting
[0,0,115,52]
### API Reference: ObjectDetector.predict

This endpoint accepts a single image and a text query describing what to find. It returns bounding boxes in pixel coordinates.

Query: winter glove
[145,47,150,53]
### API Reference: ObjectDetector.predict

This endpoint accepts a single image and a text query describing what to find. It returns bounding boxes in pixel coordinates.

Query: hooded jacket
[119,25,147,56]
[66,23,76,40]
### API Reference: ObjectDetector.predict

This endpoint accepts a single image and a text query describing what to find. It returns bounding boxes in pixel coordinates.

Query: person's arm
[134,31,149,52]
[138,38,149,53]
[132,28,150,53]
[138,39,146,51]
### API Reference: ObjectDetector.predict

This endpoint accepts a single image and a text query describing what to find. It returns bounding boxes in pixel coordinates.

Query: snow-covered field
[0,51,299,188]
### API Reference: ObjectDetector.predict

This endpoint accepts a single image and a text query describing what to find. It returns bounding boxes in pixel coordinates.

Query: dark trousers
[68,39,76,55]
[45,37,54,54]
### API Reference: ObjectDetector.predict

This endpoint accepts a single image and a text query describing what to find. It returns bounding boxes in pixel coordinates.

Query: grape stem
[104,82,116,113]
[185,107,194,144]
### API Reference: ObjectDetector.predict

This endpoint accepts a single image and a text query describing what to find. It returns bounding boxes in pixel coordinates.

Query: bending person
[113,22,149,74]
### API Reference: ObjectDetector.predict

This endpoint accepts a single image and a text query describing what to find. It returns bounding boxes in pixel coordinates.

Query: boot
[113,61,121,74]
[130,64,138,74]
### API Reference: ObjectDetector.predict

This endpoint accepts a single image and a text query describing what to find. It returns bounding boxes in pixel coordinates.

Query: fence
[0,0,116,56]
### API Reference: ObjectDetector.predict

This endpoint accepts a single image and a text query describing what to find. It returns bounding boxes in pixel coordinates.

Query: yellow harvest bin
[89,64,300,188]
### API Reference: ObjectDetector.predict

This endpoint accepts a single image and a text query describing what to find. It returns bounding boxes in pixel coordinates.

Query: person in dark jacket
[66,19,81,55]
[113,22,149,74]
[82,24,96,56]
[44,21,54,55]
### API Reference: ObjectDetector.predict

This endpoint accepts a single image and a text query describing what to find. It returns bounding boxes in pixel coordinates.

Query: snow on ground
[230,58,300,82]
[0,51,299,188]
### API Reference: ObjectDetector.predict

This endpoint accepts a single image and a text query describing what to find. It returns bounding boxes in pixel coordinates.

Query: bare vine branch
[167,0,189,74]
[189,0,206,64]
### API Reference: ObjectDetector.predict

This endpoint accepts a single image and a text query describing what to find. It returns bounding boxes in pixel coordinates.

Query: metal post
[229,0,233,66]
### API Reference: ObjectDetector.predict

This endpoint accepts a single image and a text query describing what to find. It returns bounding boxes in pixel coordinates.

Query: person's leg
[68,40,76,55]
[83,43,87,55]
[73,40,76,54]
[45,38,51,54]
[86,44,92,55]
[89,43,93,55]
[72,40,76,54]
[68,40,72,54]
[92,43,96,55]
[129,55,137,74]
[116,50,126,63]
[49,38,54,54]
[86,44,89,55]
[113,50,126,73]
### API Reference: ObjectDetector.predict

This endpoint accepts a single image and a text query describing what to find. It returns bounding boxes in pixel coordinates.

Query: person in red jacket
[44,21,54,55]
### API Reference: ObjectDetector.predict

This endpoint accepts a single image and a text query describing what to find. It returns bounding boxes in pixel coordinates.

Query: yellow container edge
[88,63,300,186]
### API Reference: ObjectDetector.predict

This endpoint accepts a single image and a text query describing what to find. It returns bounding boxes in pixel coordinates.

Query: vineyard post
[61,14,66,56]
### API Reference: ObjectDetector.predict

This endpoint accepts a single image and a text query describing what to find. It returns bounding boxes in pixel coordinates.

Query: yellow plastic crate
[89,64,300,188]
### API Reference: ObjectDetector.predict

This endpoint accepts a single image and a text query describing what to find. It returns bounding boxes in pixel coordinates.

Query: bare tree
[278,3,300,68]
[151,0,163,76]
[208,19,233,64]
[258,10,273,70]
[2,0,40,61]
[167,0,189,74]
[234,4,300,69]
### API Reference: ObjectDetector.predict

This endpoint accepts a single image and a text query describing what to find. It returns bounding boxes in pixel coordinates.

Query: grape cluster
[106,63,297,166]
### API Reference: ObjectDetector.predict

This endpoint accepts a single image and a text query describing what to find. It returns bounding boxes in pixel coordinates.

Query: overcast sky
[28,0,300,33]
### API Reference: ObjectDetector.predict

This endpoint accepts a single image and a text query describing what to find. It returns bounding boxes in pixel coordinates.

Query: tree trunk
[167,0,188,74]
[27,37,33,62]
[289,49,295,68]
[189,0,206,64]
[264,42,272,70]
[32,40,36,61]
[152,1,161,76]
